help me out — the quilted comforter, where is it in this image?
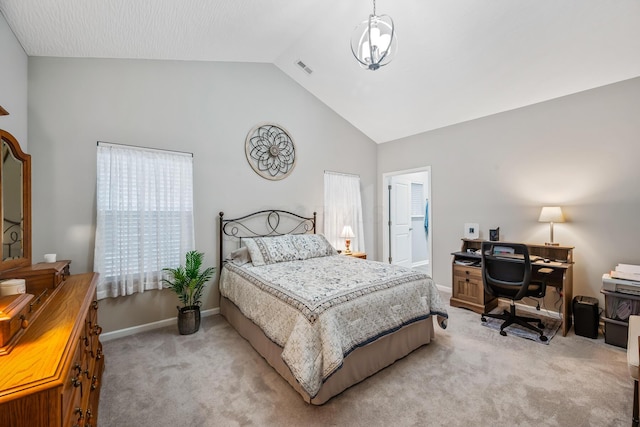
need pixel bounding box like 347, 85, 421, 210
219, 255, 448, 398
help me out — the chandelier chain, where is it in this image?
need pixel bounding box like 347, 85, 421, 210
373, 0, 376, 16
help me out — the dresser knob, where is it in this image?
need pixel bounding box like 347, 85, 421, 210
74, 406, 84, 418
19, 314, 28, 329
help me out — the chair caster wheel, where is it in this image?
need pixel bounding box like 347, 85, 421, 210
540, 335, 548, 342
481, 317, 487, 322
500, 330, 507, 337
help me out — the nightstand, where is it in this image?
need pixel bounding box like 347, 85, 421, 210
346, 252, 367, 259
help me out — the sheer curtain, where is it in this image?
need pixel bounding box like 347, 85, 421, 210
323, 171, 365, 253
94, 143, 194, 299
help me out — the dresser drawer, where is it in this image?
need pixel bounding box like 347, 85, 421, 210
453, 264, 481, 280
62, 334, 90, 427
0, 293, 34, 349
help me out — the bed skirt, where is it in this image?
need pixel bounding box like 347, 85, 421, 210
220, 296, 435, 405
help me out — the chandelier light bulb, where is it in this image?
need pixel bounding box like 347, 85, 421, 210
350, 2, 397, 71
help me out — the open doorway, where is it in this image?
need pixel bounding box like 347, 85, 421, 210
382, 167, 432, 276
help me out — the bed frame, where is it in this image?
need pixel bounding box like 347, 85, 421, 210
217, 209, 435, 404
218, 209, 316, 268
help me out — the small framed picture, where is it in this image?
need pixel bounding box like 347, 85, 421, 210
464, 223, 479, 239
489, 227, 500, 241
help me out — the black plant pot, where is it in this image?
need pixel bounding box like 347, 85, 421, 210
177, 305, 201, 335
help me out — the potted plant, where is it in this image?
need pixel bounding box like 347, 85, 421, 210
162, 250, 215, 335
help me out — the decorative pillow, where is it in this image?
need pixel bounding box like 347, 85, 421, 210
227, 247, 251, 266
242, 238, 267, 266
291, 234, 337, 260
243, 235, 299, 266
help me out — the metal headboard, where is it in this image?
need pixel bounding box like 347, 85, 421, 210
218, 210, 316, 269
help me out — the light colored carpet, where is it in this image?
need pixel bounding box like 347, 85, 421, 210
98, 294, 632, 426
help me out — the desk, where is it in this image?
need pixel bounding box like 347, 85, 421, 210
450, 239, 574, 336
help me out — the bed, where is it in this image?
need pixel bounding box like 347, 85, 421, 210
217, 210, 448, 405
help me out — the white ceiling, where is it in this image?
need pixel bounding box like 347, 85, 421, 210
1, 0, 639, 143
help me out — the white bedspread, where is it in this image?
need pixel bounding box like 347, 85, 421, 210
219, 255, 448, 398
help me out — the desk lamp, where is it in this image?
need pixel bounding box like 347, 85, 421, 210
341, 225, 355, 255
538, 206, 564, 246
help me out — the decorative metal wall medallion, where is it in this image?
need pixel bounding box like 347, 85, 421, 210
245, 123, 296, 180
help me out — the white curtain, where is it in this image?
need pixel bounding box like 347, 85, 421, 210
323, 171, 365, 253
94, 143, 195, 299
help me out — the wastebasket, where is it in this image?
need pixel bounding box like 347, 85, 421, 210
573, 295, 599, 339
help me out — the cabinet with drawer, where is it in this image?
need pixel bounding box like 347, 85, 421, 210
0, 293, 33, 352
450, 239, 498, 314
0, 272, 103, 427
0, 260, 71, 304
0, 261, 72, 355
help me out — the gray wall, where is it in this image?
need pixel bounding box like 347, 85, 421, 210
0, 13, 28, 146
27, 57, 377, 333
378, 76, 640, 310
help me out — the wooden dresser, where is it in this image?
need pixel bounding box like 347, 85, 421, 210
0, 272, 104, 427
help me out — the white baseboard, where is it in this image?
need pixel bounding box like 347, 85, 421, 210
101, 307, 220, 342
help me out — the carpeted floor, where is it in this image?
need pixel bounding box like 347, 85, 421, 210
98, 293, 632, 426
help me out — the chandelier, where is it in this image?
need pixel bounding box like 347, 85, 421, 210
350, 0, 398, 70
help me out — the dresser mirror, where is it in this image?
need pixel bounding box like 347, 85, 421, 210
0, 129, 31, 272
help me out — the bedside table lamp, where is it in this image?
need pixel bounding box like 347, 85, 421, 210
341, 225, 355, 255
538, 206, 564, 246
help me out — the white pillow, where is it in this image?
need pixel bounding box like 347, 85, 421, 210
243, 235, 299, 266
290, 234, 337, 259
227, 247, 251, 266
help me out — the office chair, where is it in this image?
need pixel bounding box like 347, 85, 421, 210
480, 242, 552, 341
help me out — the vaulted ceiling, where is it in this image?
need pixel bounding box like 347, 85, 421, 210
1, 0, 639, 143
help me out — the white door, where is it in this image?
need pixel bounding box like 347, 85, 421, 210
390, 176, 412, 268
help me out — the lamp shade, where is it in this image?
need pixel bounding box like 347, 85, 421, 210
0, 105, 8, 116
538, 207, 565, 223
340, 225, 355, 238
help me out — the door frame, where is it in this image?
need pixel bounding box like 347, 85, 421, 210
381, 166, 432, 272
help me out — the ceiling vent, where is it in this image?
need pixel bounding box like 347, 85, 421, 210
295, 60, 313, 75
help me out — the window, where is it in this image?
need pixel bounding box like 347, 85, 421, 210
323, 171, 365, 253
94, 143, 194, 299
